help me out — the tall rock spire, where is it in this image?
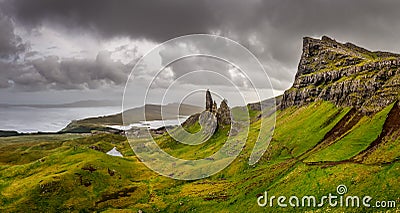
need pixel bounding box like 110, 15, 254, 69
205, 89, 213, 112
217, 99, 231, 125
204, 90, 231, 126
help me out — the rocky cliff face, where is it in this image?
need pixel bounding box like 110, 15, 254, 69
281, 36, 400, 113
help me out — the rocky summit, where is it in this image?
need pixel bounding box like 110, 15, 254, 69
281, 36, 400, 113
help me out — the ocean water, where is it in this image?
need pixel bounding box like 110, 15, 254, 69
107, 116, 188, 130
0, 106, 122, 133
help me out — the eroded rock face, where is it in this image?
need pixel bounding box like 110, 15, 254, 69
199, 111, 218, 135
206, 90, 213, 112
281, 36, 400, 113
217, 99, 231, 125
203, 90, 231, 126
212, 101, 218, 114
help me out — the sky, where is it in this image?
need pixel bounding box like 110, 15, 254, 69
1, 0, 400, 107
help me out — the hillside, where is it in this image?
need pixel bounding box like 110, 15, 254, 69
60, 103, 203, 133
0, 36, 399, 212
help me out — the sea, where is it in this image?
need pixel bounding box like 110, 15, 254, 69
0, 106, 188, 133
0, 106, 122, 133
107, 117, 188, 131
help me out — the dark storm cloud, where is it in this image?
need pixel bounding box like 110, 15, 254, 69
4, 0, 220, 42
5, 0, 400, 60
2, 0, 400, 93
252, 0, 400, 62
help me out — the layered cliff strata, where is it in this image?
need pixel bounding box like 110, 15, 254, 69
281, 36, 400, 113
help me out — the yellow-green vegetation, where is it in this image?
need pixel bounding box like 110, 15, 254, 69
306, 103, 393, 162
269, 101, 351, 160
156, 124, 230, 161
1, 101, 400, 212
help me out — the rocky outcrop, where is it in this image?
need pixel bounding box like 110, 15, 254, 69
199, 111, 218, 135
182, 90, 231, 132
217, 99, 231, 125
181, 112, 200, 128
281, 36, 400, 113
212, 101, 218, 114
204, 90, 231, 126
206, 90, 213, 112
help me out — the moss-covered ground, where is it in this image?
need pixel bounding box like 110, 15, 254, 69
0, 101, 399, 212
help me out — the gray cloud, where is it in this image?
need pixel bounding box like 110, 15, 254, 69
4, 0, 400, 62
0, 11, 28, 59
4, 0, 219, 42
1, 0, 400, 98
29, 51, 133, 90
155, 36, 290, 91
0, 51, 136, 91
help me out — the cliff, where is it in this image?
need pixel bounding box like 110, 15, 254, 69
281, 36, 400, 113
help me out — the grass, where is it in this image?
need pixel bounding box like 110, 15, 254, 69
306, 104, 393, 162
0, 101, 399, 212
269, 101, 351, 160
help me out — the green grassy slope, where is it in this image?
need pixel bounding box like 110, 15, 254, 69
1, 101, 399, 212
306, 104, 393, 162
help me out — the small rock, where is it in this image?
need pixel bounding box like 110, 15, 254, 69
108, 168, 115, 176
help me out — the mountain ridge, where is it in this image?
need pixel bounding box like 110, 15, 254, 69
281, 35, 400, 113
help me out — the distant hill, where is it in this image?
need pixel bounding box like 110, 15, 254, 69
60, 103, 203, 133
0, 130, 20, 137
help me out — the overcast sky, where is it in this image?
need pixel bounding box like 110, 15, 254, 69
1, 0, 400, 106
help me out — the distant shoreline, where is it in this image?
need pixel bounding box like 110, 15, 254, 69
0, 105, 123, 134
0, 129, 69, 137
